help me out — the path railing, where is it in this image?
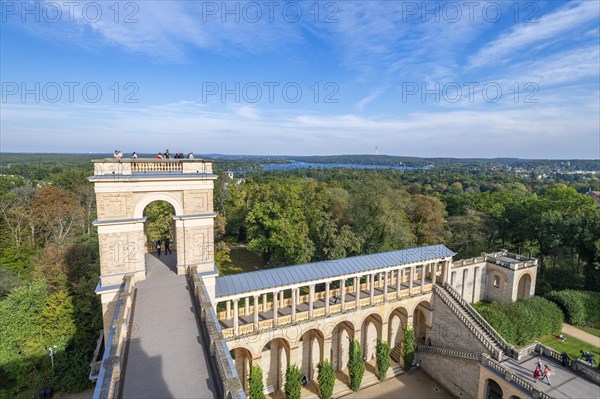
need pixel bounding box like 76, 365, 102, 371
416, 345, 482, 362
189, 267, 246, 399
93, 275, 135, 399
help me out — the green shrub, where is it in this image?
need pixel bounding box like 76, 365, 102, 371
401, 327, 415, 371
545, 290, 600, 326
317, 360, 334, 399
348, 339, 364, 391
285, 364, 302, 399
248, 365, 265, 399
376, 340, 391, 381
475, 297, 563, 346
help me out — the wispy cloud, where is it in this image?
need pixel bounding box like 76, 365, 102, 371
355, 87, 387, 110
468, 1, 600, 69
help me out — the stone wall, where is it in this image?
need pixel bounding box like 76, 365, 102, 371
430, 293, 491, 355
417, 352, 481, 399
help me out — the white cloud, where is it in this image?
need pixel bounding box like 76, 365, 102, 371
2, 100, 598, 159
468, 1, 600, 69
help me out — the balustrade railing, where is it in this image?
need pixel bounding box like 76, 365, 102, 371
93, 275, 135, 399
188, 268, 245, 399
416, 345, 482, 361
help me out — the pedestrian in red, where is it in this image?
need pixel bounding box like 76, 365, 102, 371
533, 366, 541, 383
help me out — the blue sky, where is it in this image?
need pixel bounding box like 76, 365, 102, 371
1, 0, 599, 158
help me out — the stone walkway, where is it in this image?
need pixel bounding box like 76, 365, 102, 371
500, 355, 600, 399
563, 324, 600, 347
121, 253, 217, 399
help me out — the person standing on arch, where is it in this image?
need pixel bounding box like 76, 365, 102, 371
156, 239, 161, 257
164, 237, 172, 254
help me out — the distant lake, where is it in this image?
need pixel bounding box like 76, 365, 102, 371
257, 161, 418, 172
227, 161, 420, 174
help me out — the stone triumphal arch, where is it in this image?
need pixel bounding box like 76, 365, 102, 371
89, 159, 218, 334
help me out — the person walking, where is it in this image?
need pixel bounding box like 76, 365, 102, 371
533, 366, 541, 383
164, 237, 172, 254
333, 291, 338, 304
427, 337, 432, 346
156, 240, 161, 257
540, 365, 552, 385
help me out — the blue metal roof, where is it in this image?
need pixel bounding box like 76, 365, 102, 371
215, 244, 455, 298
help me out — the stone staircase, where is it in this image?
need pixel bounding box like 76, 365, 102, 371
434, 284, 513, 360
300, 362, 405, 399
390, 343, 402, 363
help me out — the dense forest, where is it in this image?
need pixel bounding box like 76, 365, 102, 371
0, 154, 599, 397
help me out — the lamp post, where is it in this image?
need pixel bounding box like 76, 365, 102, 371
48, 346, 57, 369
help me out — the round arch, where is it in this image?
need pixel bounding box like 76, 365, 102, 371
331, 321, 354, 372
262, 338, 290, 393
133, 192, 184, 218
230, 347, 253, 394
300, 329, 325, 381
485, 379, 503, 399
413, 300, 432, 346
516, 272, 533, 300
361, 313, 383, 362
388, 307, 408, 353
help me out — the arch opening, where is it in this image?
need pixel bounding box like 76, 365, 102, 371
331, 321, 354, 372
300, 329, 324, 382
361, 314, 382, 363
485, 379, 503, 399
413, 301, 431, 346
516, 273, 532, 300
230, 347, 253, 394
262, 338, 290, 393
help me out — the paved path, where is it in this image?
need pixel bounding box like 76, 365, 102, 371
344, 369, 451, 399
121, 253, 217, 399
563, 324, 600, 347
501, 355, 600, 399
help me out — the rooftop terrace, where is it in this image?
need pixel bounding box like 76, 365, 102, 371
91, 158, 214, 177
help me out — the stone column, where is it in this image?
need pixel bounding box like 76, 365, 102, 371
262, 293, 267, 311
245, 297, 249, 315
292, 288, 297, 323
370, 273, 375, 303
309, 284, 315, 319
273, 291, 278, 326
340, 279, 346, 312
253, 295, 259, 331
396, 269, 402, 293
226, 300, 231, 319
280, 291, 285, 308
355, 276, 361, 308
384, 270, 389, 301
233, 298, 239, 336
409, 266, 414, 296
325, 281, 330, 316
421, 264, 426, 293
442, 260, 450, 285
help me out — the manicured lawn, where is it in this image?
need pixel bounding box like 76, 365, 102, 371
536, 334, 599, 362
219, 247, 267, 276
